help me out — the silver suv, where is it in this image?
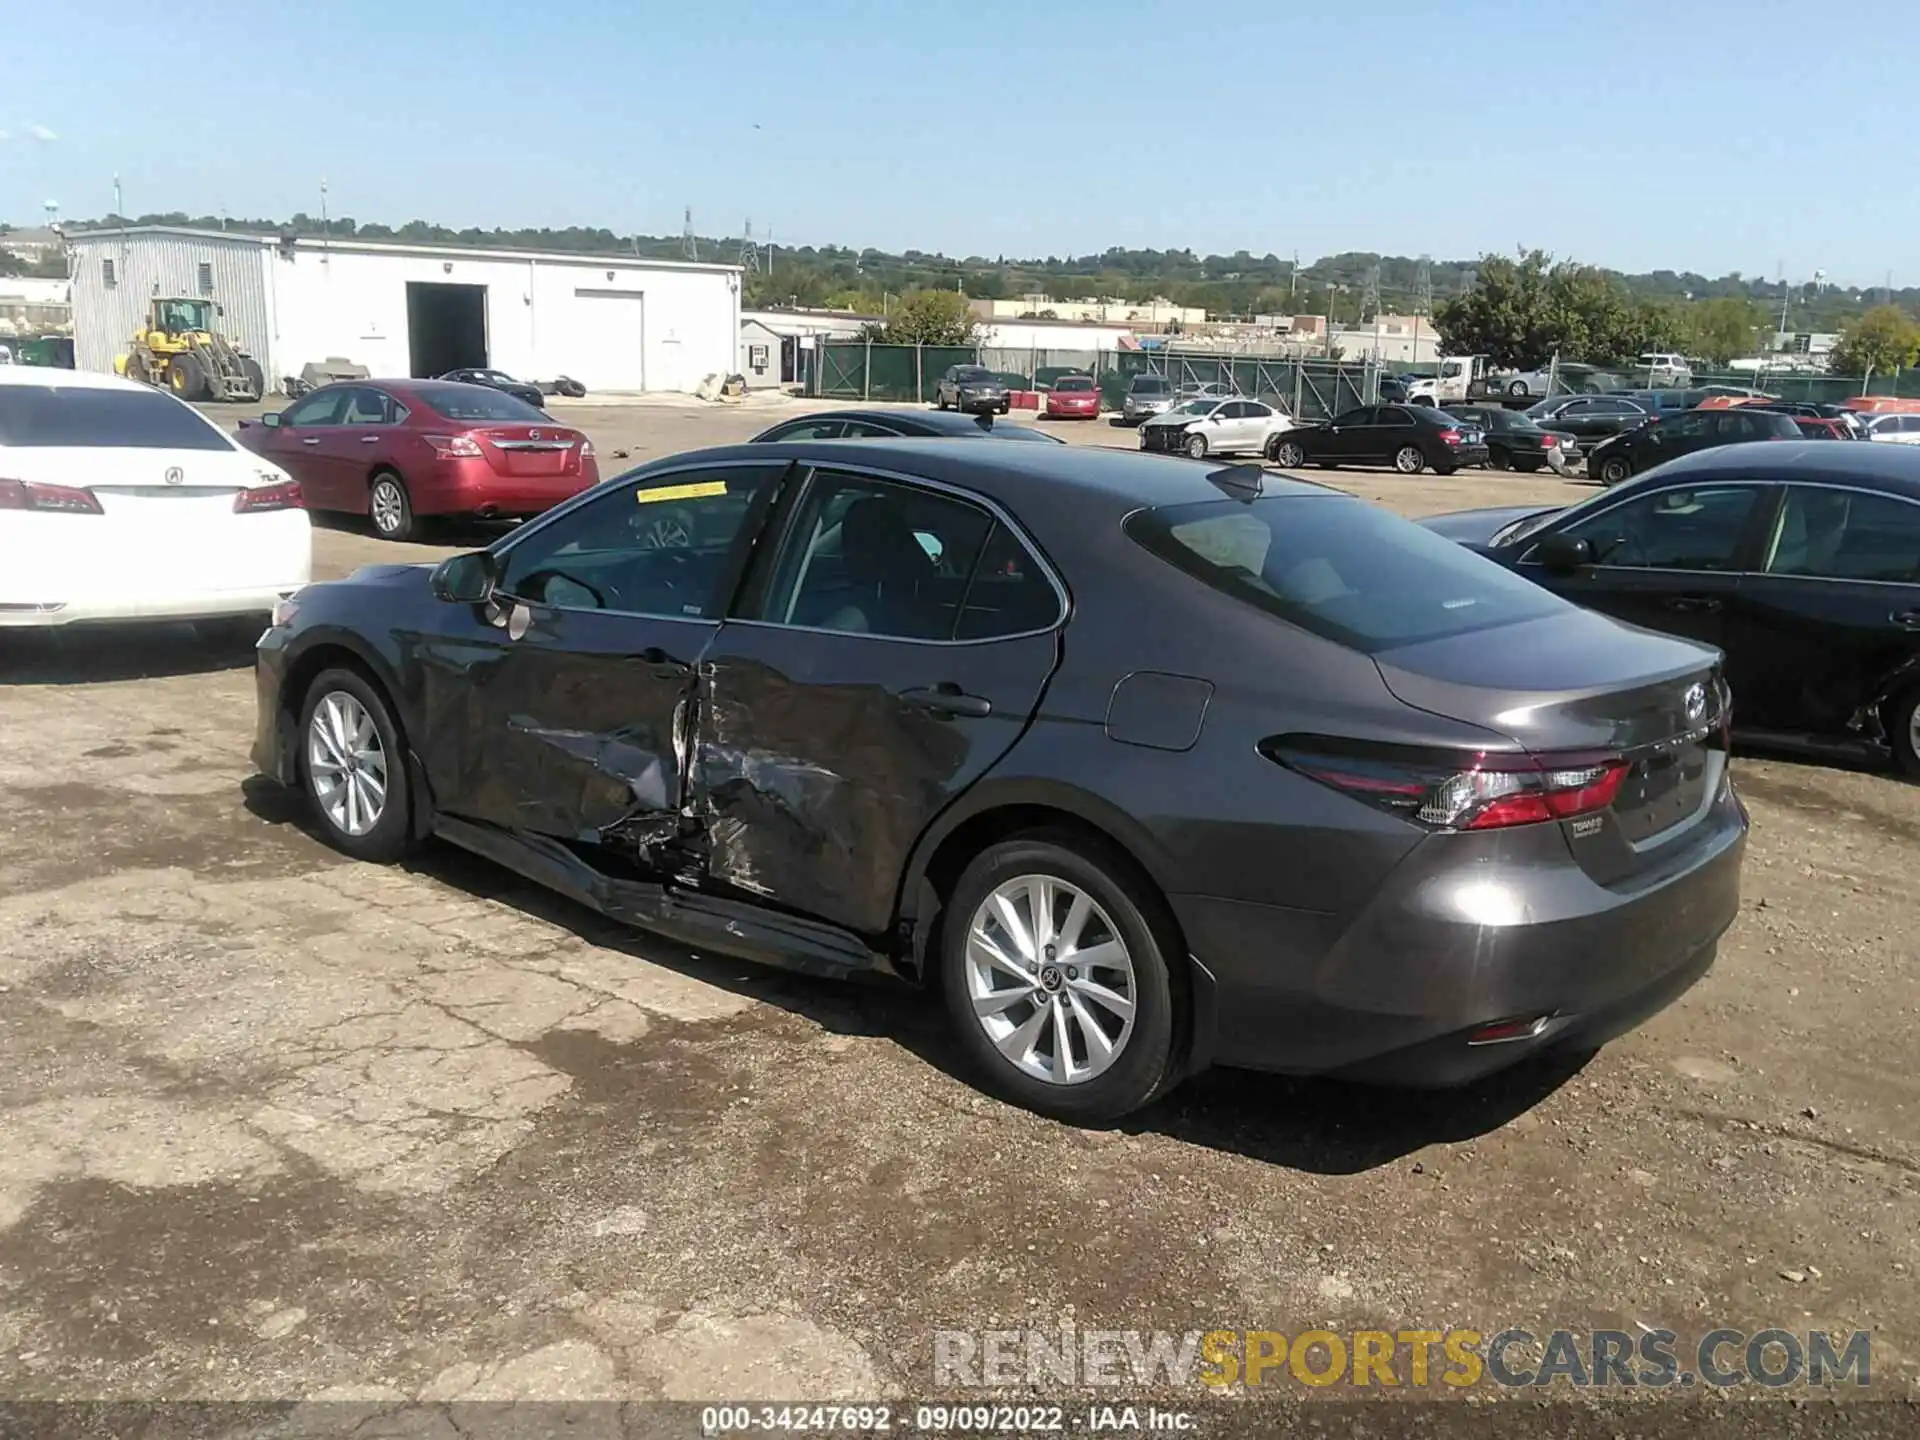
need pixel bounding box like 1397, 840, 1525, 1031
1123, 373, 1176, 424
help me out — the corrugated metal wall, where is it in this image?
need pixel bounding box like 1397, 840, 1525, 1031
66, 233, 272, 377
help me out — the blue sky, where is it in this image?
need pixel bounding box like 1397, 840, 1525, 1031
7, 0, 1917, 283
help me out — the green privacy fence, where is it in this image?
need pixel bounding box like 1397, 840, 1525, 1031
1687, 369, 1920, 403
808, 342, 1384, 420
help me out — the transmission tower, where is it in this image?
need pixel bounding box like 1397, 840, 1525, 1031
1414, 254, 1433, 315
682, 207, 698, 263
1359, 265, 1382, 321
739, 218, 760, 276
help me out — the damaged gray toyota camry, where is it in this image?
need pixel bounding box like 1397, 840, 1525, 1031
253, 440, 1748, 1123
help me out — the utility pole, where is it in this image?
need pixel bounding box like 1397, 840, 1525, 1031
682, 207, 698, 263
739, 218, 760, 276
112, 174, 123, 223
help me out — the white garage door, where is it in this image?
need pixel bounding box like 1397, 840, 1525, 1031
568, 290, 646, 391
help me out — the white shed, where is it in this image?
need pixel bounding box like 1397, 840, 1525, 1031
65, 227, 743, 396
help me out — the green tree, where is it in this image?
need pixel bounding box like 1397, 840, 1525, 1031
1431, 251, 1554, 367
1679, 297, 1763, 366
869, 289, 978, 345
1828, 306, 1920, 376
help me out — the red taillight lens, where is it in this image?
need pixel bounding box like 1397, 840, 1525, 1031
1438, 428, 1463, 445
234, 480, 304, 513
1264, 737, 1630, 832
426, 433, 484, 458
0, 478, 103, 514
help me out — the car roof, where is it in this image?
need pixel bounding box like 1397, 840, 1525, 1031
1630, 437, 1920, 495
0, 367, 149, 392
791, 408, 1039, 437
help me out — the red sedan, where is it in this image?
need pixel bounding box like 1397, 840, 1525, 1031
238, 379, 598, 541
1044, 374, 1102, 419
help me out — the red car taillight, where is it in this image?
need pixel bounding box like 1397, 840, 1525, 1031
234, 480, 304, 513
0, 478, 102, 514
1438, 428, 1464, 446
426, 434, 484, 458
1263, 736, 1630, 831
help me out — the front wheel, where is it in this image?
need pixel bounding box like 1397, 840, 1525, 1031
1597, 456, 1632, 486
1393, 444, 1426, 475
299, 668, 417, 863
368, 471, 416, 541
1888, 684, 1920, 779
940, 835, 1184, 1122
1185, 432, 1208, 460
1507, 379, 1529, 397
1272, 438, 1305, 468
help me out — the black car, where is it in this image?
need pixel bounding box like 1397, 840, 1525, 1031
1421, 441, 1920, 773
751, 408, 1062, 444
1523, 395, 1655, 457
1443, 405, 1577, 473
934, 365, 1010, 415
437, 368, 548, 411
1586, 406, 1801, 486
254, 440, 1744, 1121
1270, 404, 1490, 475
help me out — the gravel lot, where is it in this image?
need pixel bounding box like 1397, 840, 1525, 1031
2, 395, 1917, 1420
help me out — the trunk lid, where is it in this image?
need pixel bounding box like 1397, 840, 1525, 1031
1374, 608, 1729, 881
474, 425, 584, 478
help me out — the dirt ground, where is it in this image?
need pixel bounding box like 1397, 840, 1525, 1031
2, 395, 1917, 1425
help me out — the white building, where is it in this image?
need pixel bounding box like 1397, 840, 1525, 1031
65, 227, 743, 395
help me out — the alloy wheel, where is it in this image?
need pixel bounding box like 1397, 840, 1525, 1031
370, 479, 406, 536
963, 874, 1137, 1086
1909, 704, 1920, 761
307, 690, 389, 838
1395, 445, 1424, 474
1275, 440, 1304, 468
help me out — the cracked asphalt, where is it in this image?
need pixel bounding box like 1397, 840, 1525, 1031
1, 397, 1917, 1420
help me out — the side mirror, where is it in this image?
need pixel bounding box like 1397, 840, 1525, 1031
1535, 533, 1592, 574
431, 550, 498, 604
259, 411, 282, 429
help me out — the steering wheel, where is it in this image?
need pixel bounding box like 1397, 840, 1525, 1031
632, 506, 694, 551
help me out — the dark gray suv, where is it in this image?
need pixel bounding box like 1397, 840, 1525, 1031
935, 365, 1010, 415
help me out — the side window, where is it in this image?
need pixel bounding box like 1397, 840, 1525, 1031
499, 464, 784, 617
1561, 400, 1594, 416
1767, 488, 1920, 583
1554, 486, 1761, 571
343, 388, 402, 425
757, 471, 995, 640
283, 390, 347, 427
956, 523, 1062, 640
1220, 401, 1251, 420
1665, 412, 1713, 440
1377, 407, 1414, 428
768, 419, 847, 441
1332, 407, 1375, 427
1245, 402, 1274, 419
839, 420, 901, 437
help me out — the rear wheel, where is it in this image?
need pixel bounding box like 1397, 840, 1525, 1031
1887, 684, 1920, 779
1272, 437, 1305, 468
298, 668, 417, 863
1598, 455, 1633, 486
1487, 447, 1511, 471
1515, 456, 1543, 473
940, 835, 1184, 1122
168, 354, 206, 402
1185, 433, 1208, 460
1393, 444, 1425, 475
368, 470, 416, 541
1507, 379, 1529, 397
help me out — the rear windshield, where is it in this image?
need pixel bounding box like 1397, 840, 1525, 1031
0, 384, 233, 450
411, 381, 547, 422
1126, 495, 1564, 653
1130, 376, 1171, 393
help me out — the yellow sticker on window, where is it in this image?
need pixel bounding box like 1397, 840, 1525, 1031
638, 480, 729, 504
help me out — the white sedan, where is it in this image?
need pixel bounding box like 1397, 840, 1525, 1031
0, 368, 310, 628
1138, 397, 1296, 460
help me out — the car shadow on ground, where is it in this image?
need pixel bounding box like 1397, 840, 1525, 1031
0, 623, 260, 685
240, 780, 1588, 1175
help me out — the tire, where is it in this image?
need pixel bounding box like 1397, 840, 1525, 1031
1515, 457, 1543, 473
240, 357, 266, 400
1488, 447, 1511, 471
1887, 684, 1920, 779
1507, 379, 1529, 398
298, 668, 417, 863
168, 353, 206, 402
368, 470, 416, 541
1597, 456, 1632, 486
1273, 438, 1305, 468
1185, 432, 1208, 460
939, 834, 1185, 1122
1393, 445, 1425, 475
998, 401, 1010, 415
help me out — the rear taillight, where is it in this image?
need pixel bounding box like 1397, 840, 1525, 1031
1438, 428, 1463, 446
426, 434, 484, 458
579, 438, 594, 459
234, 480, 304, 513
1264, 737, 1630, 831
0, 478, 102, 514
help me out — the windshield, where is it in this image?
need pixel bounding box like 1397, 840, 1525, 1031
0, 384, 234, 450
955, 368, 993, 382
411, 381, 547, 423
1127, 495, 1564, 653
156, 299, 214, 332
1169, 399, 1218, 417
1130, 376, 1171, 393
1054, 376, 1094, 391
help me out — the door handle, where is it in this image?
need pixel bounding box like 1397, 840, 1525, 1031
1891, 610, 1920, 630
301, 437, 320, 446
1665, 595, 1723, 613
360, 434, 380, 444
899, 683, 992, 718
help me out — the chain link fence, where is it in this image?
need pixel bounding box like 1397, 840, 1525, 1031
807, 342, 1383, 419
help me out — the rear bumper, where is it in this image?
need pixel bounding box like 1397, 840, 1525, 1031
0, 586, 303, 628
410, 458, 599, 518
1171, 784, 1748, 1084
1442, 443, 1490, 467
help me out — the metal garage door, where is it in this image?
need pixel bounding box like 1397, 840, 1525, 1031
570, 289, 646, 392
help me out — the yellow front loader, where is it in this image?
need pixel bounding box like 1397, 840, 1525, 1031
115, 296, 265, 402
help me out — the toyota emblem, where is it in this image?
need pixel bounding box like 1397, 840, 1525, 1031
529, 429, 542, 440
164, 466, 184, 486
1683, 683, 1707, 724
